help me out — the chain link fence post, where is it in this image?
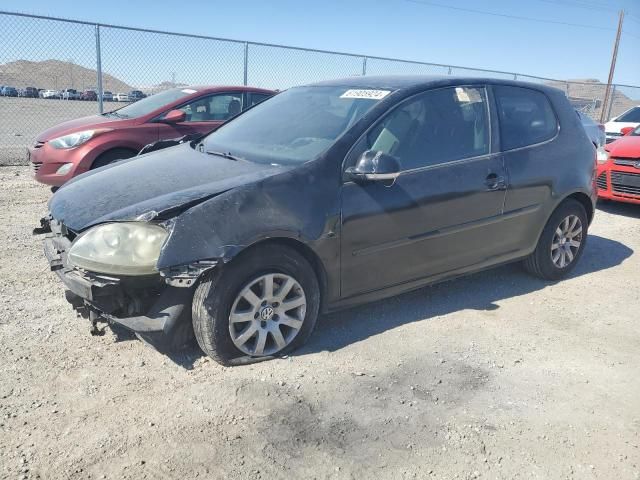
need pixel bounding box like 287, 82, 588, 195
243, 42, 249, 86
362, 56, 367, 76
95, 24, 103, 114
605, 84, 616, 121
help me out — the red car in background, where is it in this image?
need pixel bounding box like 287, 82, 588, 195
596, 125, 640, 205
29, 86, 275, 188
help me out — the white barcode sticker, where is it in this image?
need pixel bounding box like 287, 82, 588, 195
340, 89, 391, 100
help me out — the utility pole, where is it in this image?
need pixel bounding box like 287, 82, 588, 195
600, 10, 624, 123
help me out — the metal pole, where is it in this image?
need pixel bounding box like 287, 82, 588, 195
606, 84, 617, 121
600, 10, 624, 123
362, 57, 367, 76
95, 24, 104, 114
243, 42, 249, 86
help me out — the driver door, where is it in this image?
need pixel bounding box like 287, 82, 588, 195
340, 86, 508, 298
157, 92, 244, 139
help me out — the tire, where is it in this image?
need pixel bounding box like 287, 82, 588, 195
523, 198, 588, 280
192, 244, 320, 366
91, 148, 137, 170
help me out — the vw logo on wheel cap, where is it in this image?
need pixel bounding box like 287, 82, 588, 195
260, 306, 274, 321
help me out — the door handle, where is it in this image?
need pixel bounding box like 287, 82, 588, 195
485, 173, 506, 191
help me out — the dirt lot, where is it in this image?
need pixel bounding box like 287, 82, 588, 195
0, 165, 639, 480
0, 98, 125, 166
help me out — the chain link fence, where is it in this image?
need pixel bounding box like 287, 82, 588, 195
1, 10, 639, 165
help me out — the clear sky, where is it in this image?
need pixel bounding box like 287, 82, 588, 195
2, 0, 640, 87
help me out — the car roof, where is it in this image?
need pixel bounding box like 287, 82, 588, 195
187, 85, 276, 94
307, 75, 562, 95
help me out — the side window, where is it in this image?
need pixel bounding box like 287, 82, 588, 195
617, 107, 640, 123
359, 87, 490, 171
248, 93, 273, 107
179, 93, 243, 122
494, 86, 558, 150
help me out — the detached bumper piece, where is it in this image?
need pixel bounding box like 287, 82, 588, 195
43, 234, 194, 352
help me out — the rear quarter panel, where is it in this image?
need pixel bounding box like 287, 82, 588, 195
499, 87, 595, 256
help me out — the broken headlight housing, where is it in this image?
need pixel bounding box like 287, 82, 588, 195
68, 223, 168, 276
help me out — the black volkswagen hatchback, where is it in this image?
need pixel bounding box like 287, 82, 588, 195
40, 76, 596, 365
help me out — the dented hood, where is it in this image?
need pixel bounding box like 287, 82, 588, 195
49, 143, 288, 232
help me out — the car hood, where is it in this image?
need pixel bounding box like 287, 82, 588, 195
605, 135, 640, 156
35, 114, 132, 142
49, 143, 290, 232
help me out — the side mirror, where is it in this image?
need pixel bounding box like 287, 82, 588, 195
345, 150, 401, 183
621, 126, 634, 136
161, 109, 186, 124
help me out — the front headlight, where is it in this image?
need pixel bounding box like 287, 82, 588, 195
596, 146, 609, 164
68, 223, 168, 276
49, 129, 108, 149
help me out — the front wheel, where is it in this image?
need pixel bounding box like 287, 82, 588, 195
192, 245, 320, 365
523, 199, 588, 280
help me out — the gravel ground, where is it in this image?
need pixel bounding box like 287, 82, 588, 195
1, 165, 639, 480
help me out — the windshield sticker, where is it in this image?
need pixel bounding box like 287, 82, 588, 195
181, 89, 197, 94
340, 89, 391, 100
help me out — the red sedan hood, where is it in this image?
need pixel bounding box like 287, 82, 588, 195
35, 114, 134, 142
605, 135, 640, 157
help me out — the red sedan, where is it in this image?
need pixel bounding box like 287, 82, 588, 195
596, 125, 640, 205
29, 86, 274, 187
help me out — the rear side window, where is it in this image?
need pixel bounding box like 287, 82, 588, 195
494, 86, 558, 150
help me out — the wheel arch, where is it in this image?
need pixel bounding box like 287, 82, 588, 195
565, 191, 595, 225
90, 146, 139, 170
230, 237, 329, 312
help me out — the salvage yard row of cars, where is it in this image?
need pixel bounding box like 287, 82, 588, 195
0, 85, 146, 101
27, 75, 639, 366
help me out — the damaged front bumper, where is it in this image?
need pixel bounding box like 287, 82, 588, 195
41, 218, 213, 350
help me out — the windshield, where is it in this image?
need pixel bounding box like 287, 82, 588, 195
112, 88, 196, 118
616, 107, 640, 123
202, 86, 390, 165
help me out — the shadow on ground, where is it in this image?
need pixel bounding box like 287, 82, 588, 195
110, 234, 632, 368
597, 200, 640, 218
300, 234, 632, 356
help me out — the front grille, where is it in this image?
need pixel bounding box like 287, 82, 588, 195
596, 172, 607, 190
611, 171, 640, 196
613, 157, 640, 168
32, 162, 42, 174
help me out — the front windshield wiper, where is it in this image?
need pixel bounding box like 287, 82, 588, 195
205, 150, 242, 161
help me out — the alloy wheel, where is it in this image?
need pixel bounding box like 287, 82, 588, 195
228, 273, 307, 356
550, 214, 583, 268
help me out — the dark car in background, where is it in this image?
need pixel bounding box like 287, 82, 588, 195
19, 86, 39, 98
38, 76, 596, 365
1, 86, 18, 96
129, 90, 146, 101
29, 85, 275, 187
80, 90, 97, 101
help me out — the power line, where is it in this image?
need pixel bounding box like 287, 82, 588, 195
534, 0, 616, 13
403, 0, 617, 31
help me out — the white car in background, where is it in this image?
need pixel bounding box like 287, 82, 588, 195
113, 93, 130, 102
102, 91, 114, 101
61, 89, 80, 100
604, 105, 640, 143
41, 89, 60, 99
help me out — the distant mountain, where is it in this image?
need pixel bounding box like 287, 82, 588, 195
0, 59, 132, 92
546, 78, 638, 120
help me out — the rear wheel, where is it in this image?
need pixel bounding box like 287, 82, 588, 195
192, 245, 320, 366
91, 148, 137, 170
523, 199, 588, 280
